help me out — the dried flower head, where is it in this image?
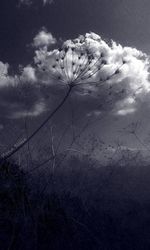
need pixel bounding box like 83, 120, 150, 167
35, 33, 126, 91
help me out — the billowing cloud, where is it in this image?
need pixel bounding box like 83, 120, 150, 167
0, 31, 150, 122
32, 32, 150, 116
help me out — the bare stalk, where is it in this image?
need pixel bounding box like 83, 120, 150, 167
1, 85, 72, 161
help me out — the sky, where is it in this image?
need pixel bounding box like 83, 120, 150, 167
0, 0, 150, 160
1, 0, 150, 65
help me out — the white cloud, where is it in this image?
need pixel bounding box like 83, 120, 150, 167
115, 97, 136, 116
117, 108, 136, 116
20, 65, 37, 83
33, 29, 56, 48
0, 62, 17, 87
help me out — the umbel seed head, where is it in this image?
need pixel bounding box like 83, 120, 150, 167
47, 37, 126, 87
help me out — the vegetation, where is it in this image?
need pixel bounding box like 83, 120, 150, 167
1, 152, 150, 250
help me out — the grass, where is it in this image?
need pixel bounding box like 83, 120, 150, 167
1, 155, 150, 249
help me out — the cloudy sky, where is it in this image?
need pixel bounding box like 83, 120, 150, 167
0, 0, 150, 160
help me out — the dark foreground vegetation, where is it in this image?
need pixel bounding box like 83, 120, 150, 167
1, 154, 150, 250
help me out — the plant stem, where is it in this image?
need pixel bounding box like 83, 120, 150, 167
2, 85, 72, 161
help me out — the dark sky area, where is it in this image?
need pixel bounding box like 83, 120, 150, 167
0, 0, 150, 66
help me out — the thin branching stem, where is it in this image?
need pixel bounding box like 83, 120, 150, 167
1, 85, 73, 161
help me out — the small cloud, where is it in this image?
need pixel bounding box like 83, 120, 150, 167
115, 97, 136, 115
20, 65, 37, 83
87, 110, 102, 117
18, 0, 54, 7
43, 0, 54, 5
117, 108, 136, 116
33, 28, 56, 48
18, 0, 33, 6
0, 62, 16, 87
12, 100, 46, 118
